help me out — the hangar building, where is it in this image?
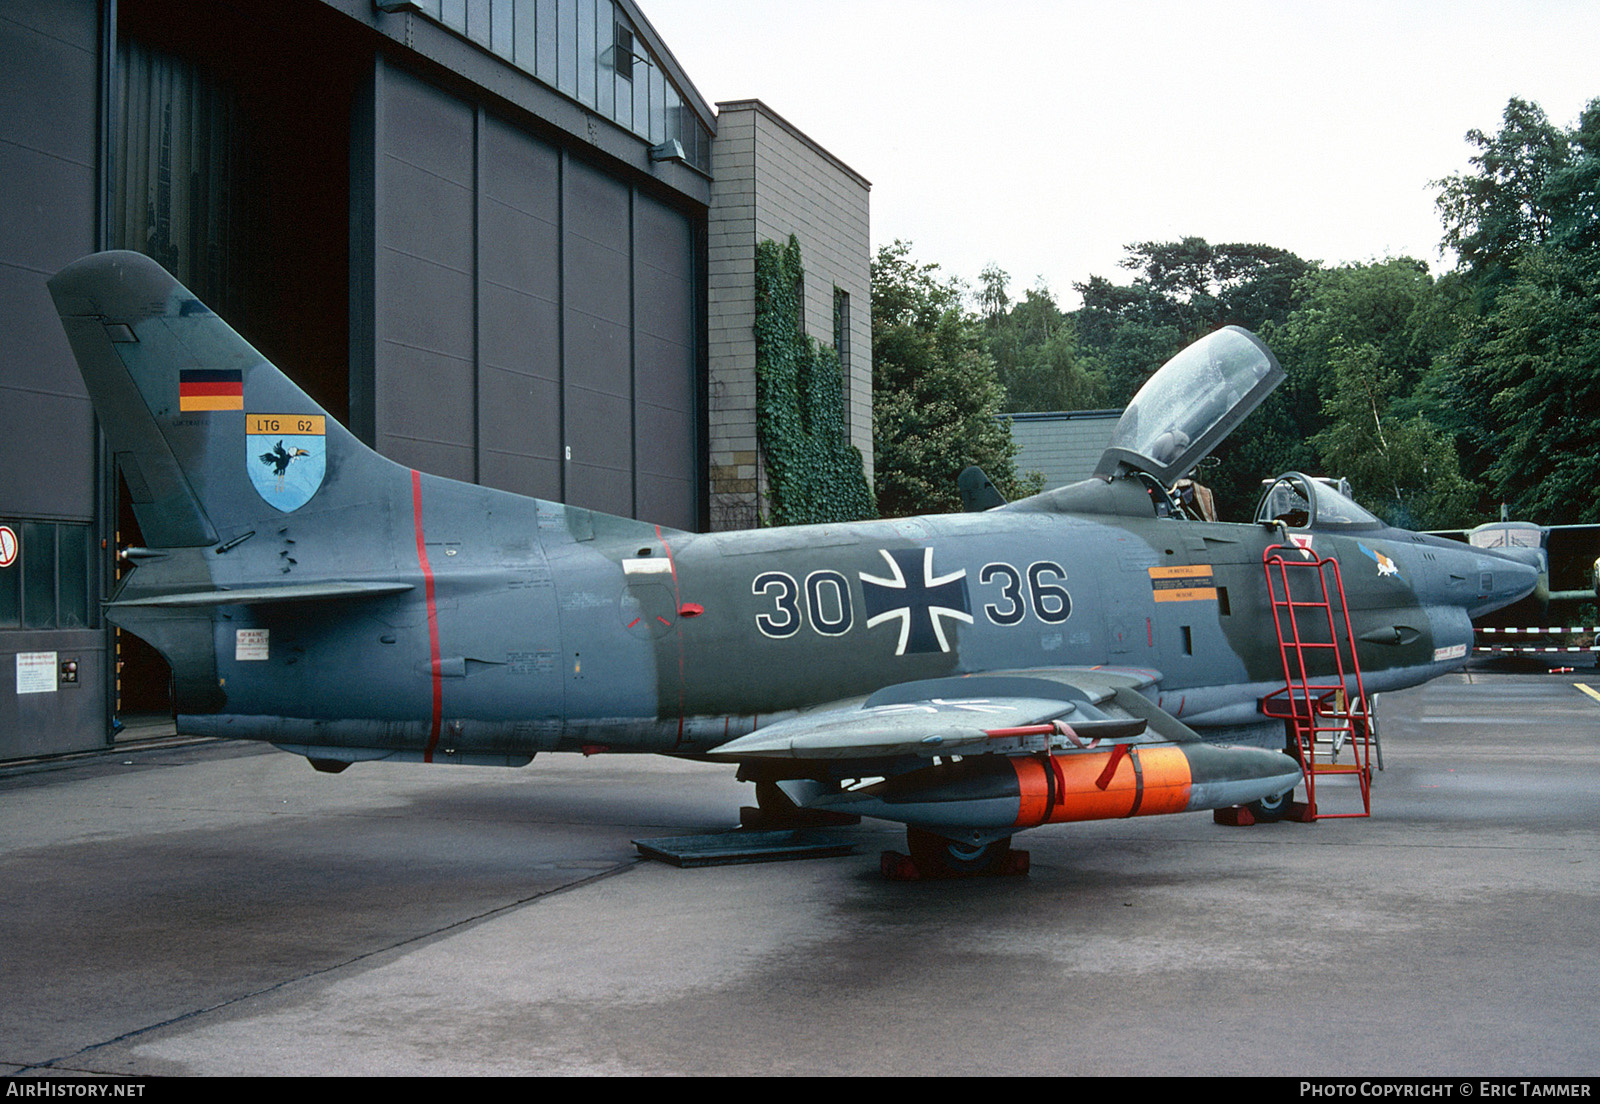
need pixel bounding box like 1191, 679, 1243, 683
0, 0, 872, 758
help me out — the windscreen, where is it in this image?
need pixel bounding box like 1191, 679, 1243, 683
1255, 473, 1383, 530
1469, 525, 1542, 550
1094, 326, 1284, 484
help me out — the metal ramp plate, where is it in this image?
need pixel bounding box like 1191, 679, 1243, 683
633, 829, 859, 867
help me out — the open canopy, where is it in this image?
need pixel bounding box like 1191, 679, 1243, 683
1093, 326, 1284, 485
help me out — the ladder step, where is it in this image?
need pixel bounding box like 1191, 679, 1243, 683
1263, 545, 1374, 820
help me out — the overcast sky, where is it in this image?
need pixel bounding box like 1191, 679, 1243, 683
642, 0, 1600, 307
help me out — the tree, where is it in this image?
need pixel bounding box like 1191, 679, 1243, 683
982, 280, 1108, 413
1435, 97, 1573, 302
1117, 238, 1315, 335
1272, 257, 1452, 434
1209, 257, 1477, 528
1444, 248, 1600, 521
872, 241, 1027, 517
1310, 342, 1477, 528
1543, 98, 1600, 253
1433, 96, 1600, 521
976, 262, 1011, 322
994, 321, 1107, 413
1073, 238, 1314, 405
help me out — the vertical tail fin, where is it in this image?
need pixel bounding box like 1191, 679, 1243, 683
48, 250, 405, 549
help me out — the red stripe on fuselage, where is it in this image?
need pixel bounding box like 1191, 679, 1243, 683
656, 524, 687, 746
412, 470, 443, 761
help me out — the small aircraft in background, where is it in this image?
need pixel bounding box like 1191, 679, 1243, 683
1429, 516, 1600, 664
49, 252, 1538, 875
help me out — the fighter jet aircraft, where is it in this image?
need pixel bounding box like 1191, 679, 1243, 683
47, 252, 1538, 875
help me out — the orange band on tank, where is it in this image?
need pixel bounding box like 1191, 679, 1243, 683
1011, 746, 1193, 826
1013, 757, 1052, 826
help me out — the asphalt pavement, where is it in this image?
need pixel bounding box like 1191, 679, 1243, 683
2, 670, 1598, 1076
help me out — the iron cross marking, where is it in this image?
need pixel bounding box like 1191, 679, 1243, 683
859, 547, 973, 655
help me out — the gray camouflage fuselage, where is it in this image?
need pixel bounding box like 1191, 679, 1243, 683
131, 470, 1524, 763
49, 251, 1538, 842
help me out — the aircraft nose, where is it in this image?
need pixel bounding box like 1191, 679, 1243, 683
1467, 547, 1541, 618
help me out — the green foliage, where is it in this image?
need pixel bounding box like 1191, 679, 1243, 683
1073, 238, 1314, 405
872, 241, 1027, 517
979, 270, 1108, 413
1443, 248, 1600, 522
1310, 342, 1477, 528
926, 94, 1600, 529
1544, 100, 1600, 253
1258, 258, 1477, 527
1435, 98, 1573, 302
1271, 258, 1442, 402
1433, 96, 1600, 522
753, 236, 875, 527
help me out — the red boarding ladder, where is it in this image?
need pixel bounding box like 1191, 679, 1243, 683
1259, 543, 1373, 819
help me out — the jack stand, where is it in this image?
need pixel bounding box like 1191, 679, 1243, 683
878, 848, 1031, 880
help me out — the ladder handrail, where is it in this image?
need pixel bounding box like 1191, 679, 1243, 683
1260, 544, 1373, 818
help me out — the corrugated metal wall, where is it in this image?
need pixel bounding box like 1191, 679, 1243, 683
356, 59, 699, 531
0, 0, 109, 757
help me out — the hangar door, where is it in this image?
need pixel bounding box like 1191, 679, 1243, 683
354, 60, 700, 531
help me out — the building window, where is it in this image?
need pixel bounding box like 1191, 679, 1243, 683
0, 521, 95, 631
613, 22, 634, 82
833, 287, 851, 377
412, 0, 711, 171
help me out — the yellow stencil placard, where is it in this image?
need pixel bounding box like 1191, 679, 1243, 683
247, 414, 326, 436
1148, 564, 1217, 603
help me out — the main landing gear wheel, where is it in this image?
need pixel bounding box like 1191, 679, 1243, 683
1247, 790, 1294, 823
904, 828, 1019, 877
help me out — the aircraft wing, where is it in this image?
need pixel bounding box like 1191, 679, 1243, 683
706, 669, 1302, 835
707, 669, 1186, 762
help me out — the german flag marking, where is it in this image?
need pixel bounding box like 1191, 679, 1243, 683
178, 368, 243, 412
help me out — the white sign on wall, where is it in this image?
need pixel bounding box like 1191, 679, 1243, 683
16, 652, 57, 694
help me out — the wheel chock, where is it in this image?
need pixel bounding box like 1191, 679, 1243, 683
1215, 800, 1318, 826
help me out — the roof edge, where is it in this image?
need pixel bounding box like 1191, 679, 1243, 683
716, 98, 870, 189
620, 0, 717, 132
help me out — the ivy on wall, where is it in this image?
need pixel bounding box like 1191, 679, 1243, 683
754, 236, 876, 526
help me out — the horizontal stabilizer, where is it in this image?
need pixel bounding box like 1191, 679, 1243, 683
109, 581, 413, 608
